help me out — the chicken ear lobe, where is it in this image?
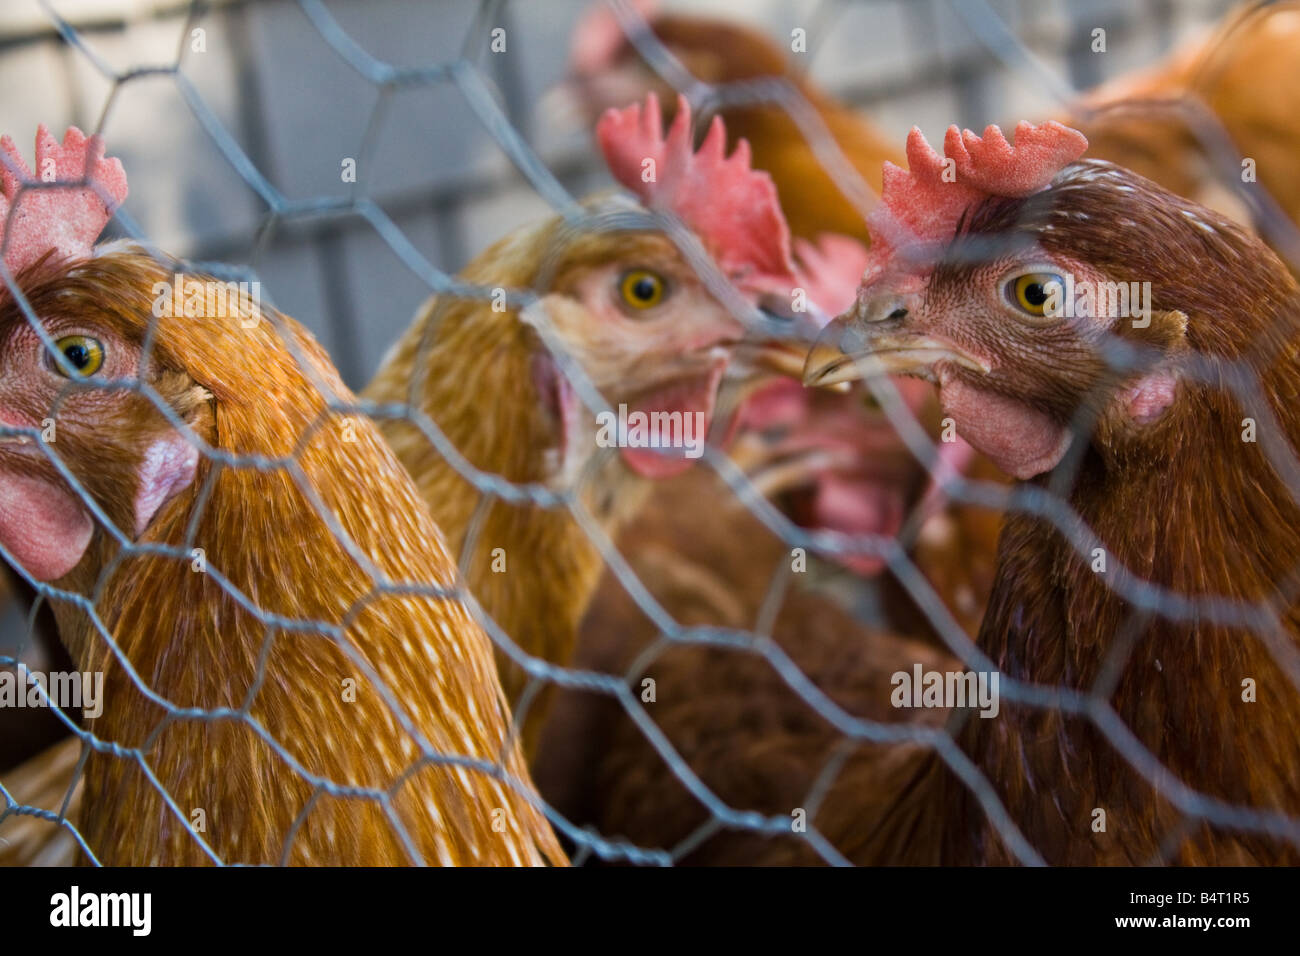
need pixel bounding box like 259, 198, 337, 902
1113, 309, 1188, 425
0, 424, 201, 583
132, 430, 199, 538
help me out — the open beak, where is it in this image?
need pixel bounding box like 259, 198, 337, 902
802, 314, 990, 388
732, 340, 855, 395
739, 340, 810, 379
732, 301, 854, 390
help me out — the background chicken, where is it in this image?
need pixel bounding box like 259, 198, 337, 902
808, 118, 1300, 864
0, 128, 563, 866
568, 0, 899, 244
565, 0, 1006, 646
533, 462, 958, 864
1069, 0, 1300, 268
363, 93, 808, 756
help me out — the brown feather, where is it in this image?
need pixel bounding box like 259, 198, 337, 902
1, 250, 564, 866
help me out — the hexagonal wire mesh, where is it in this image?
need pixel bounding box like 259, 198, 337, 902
1, 0, 1299, 865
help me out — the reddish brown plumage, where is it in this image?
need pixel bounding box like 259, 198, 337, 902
824, 147, 1300, 863
533, 465, 955, 864
0, 250, 564, 866
949, 167, 1300, 863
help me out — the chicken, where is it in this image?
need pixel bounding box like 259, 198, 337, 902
567, 2, 1002, 643
526, 218, 969, 864
805, 119, 1300, 864
1069, 0, 1300, 263
362, 94, 808, 755
0, 127, 564, 866
568, 0, 900, 244
532, 463, 957, 864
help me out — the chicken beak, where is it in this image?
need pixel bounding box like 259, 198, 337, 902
731, 302, 855, 389
741, 340, 811, 379
802, 312, 990, 388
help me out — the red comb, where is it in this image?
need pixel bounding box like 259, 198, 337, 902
793, 234, 872, 319
597, 93, 796, 294
0, 125, 128, 276
860, 121, 1087, 294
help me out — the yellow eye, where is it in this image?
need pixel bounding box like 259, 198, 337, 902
51, 335, 105, 378
1008, 272, 1064, 317
619, 269, 666, 310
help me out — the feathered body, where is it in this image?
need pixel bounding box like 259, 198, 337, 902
363, 225, 673, 751
814, 124, 1300, 863
535, 465, 955, 864
942, 168, 1300, 863
7, 251, 564, 866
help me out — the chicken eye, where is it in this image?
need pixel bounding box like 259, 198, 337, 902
50, 335, 105, 378
1006, 272, 1064, 317
619, 269, 667, 310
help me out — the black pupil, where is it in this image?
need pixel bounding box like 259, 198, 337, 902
1023, 281, 1048, 306
64, 343, 91, 369
632, 277, 657, 301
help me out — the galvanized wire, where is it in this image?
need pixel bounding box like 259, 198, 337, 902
1, 0, 1297, 867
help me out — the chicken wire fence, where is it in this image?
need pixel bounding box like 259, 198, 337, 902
0, 0, 1297, 866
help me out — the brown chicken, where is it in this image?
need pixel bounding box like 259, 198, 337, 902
518, 6, 999, 861
363, 94, 808, 754
1070, 0, 1300, 266
567, 2, 1002, 644
533, 463, 958, 864
806, 119, 1300, 864
0, 127, 563, 866
569, 1, 899, 245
